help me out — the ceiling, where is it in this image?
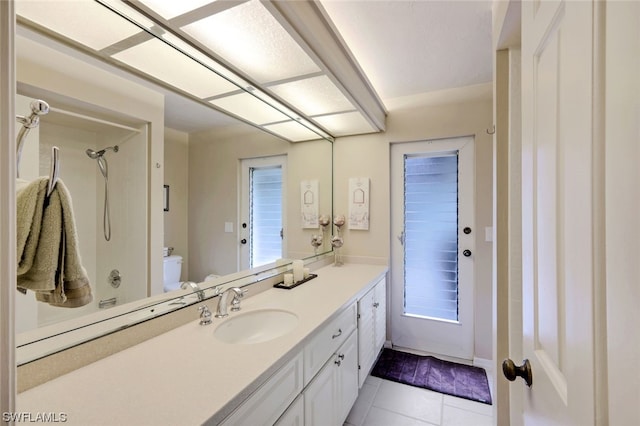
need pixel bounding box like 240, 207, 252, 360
17, 0, 494, 136
166, 0, 493, 133
319, 0, 493, 100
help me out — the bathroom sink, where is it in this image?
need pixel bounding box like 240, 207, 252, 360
214, 309, 298, 344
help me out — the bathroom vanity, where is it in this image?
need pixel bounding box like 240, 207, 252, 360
16, 263, 387, 425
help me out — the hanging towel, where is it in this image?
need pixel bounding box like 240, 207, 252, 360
17, 177, 92, 307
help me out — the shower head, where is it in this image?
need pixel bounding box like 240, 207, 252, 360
29, 99, 50, 116
85, 145, 119, 159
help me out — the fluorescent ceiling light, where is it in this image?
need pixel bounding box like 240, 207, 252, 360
181, 0, 320, 83
313, 111, 377, 137
17, 0, 386, 142
263, 121, 325, 142
209, 92, 292, 125
113, 38, 238, 99
16, 0, 141, 51
138, 0, 217, 20
269, 75, 354, 116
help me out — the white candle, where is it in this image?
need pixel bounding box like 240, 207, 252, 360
292, 260, 304, 282
283, 273, 294, 286
303, 267, 310, 279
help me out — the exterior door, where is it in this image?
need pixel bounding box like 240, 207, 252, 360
390, 137, 475, 359
240, 156, 286, 270
519, 0, 596, 423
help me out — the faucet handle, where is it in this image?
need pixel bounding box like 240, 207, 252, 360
230, 288, 248, 312
198, 305, 212, 325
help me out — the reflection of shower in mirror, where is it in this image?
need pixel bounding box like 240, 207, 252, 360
86, 145, 119, 241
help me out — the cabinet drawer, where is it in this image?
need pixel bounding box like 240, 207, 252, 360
303, 303, 357, 385
220, 352, 303, 426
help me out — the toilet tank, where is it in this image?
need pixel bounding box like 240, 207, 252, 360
163, 255, 182, 287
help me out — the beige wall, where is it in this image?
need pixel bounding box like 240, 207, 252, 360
188, 125, 332, 282
164, 128, 189, 282
334, 83, 494, 360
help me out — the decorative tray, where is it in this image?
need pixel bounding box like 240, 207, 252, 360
273, 273, 318, 290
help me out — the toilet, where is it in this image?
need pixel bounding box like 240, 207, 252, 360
204, 273, 221, 282
163, 255, 183, 292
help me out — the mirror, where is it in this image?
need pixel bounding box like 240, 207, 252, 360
15, 1, 333, 364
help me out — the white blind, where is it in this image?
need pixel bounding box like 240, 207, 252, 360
403, 153, 459, 321
250, 166, 283, 268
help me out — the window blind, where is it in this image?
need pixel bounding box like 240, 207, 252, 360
403, 153, 459, 321
250, 166, 283, 268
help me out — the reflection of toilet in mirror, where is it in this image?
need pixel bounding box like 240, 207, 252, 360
204, 273, 221, 282
162, 255, 183, 292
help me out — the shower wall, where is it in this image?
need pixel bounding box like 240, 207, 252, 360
32, 120, 148, 328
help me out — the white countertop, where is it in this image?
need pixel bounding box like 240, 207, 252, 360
17, 263, 387, 426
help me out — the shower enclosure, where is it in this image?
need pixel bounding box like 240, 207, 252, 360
14, 93, 149, 331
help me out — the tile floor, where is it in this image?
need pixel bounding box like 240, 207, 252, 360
344, 375, 493, 426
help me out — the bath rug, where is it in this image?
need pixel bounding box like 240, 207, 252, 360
371, 348, 492, 405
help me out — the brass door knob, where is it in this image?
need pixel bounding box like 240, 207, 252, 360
502, 358, 533, 387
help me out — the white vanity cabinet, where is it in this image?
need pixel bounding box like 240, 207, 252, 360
303, 330, 359, 426
357, 276, 387, 387
275, 395, 304, 426
219, 352, 303, 426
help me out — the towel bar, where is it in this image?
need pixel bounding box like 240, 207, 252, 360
98, 297, 117, 309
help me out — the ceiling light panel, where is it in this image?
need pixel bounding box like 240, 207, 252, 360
113, 38, 238, 99
313, 112, 377, 137
16, 1, 142, 51
263, 121, 325, 143
138, 0, 217, 20
269, 75, 355, 116
209, 92, 291, 125
180, 0, 320, 84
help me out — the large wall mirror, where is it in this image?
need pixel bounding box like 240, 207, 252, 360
15, 1, 339, 365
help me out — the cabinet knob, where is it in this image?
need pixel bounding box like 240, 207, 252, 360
373, 302, 379, 308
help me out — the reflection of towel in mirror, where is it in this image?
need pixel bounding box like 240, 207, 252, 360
17, 177, 92, 307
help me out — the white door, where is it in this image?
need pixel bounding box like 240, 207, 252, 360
390, 137, 475, 359
239, 156, 286, 270
518, 1, 596, 423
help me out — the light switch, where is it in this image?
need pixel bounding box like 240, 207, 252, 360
485, 226, 493, 242
224, 222, 234, 233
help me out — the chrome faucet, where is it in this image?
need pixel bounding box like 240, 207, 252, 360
198, 305, 212, 326
181, 281, 205, 301
215, 287, 246, 318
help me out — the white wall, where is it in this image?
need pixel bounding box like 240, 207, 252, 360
334, 83, 494, 360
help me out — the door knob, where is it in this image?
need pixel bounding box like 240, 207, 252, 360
502, 358, 533, 387
463, 249, 472, 257
240, 239, 247, 244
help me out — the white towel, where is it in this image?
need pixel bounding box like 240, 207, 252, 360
17, 177, 92, 308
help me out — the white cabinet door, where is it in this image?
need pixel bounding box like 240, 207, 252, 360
220, 353, 303, 426
304, 354, 336, 426
305, 331, 359, 426
358, 277, 387, 387
336, 331, 359, 425
274, 395, 304, 426
373, 277, 387, 351
357, 287, 376, 388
